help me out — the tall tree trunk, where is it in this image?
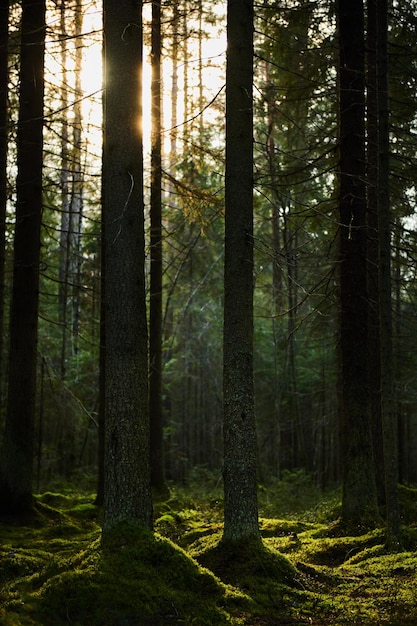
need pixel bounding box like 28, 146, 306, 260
58, 0, 70, 381
337, 0, 379, 526
0, 1, 8, 395
69, 0, 83, 356
149, 0, 166, 495
102, 0, 153, 532
222, 0, 260, 544
96, 258, 105, 505
168, 0, 179, 202
376, 0, 401, 548
265, 65, 282, 477
96, 4, 106, 508
0, 0, 46, 514
366, 0, 385, 508
182, 2, 189, 154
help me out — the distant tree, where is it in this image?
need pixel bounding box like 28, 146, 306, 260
0, 0, 46, 514
222, 0, 260, 544
337, 0, 379, 525
57, 0, 71, 382
102, 0, 153, 531
253, 1, 339, 485
58, 0, 84, 378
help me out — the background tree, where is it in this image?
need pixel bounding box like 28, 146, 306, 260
253, 0, 339, 485
388, 0, 417, 488
102, 0, 153, 532
222, 0, 260, 544
0, 0, 46, 514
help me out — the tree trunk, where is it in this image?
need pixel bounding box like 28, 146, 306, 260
366, 0, 386, 509
69, 0, 83, 357
376, 0, 401, 548
149, 0, 166, 495
102, 0, 153, 532
0, 0, 46, 515
222, 0, 260, 544
0, 1, 8, 394
337, 0, 379, 526
58, 0, 70, 381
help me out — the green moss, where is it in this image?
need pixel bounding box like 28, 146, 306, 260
190, 533, 299, 623
36, 524, 235, 626
398, 484, 417, 524
2, 485, 417, 625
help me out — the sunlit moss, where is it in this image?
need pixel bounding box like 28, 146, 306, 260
2, 485, 417, 625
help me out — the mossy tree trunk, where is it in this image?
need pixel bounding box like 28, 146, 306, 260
222, 0, 261, 544
337, 0, 379, 526
102, 0, 153, 532
0, 0, 45, 515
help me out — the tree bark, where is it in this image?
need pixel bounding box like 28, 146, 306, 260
0, 1, 8, 394
0, 0, 46, 514
149, 0, 166, 495
366, 0, 386, 509
57, 0, 71, 382
337, 0, 379, 526
102, 0, 153, 532
376, 0, 401, 548
222, 0, 260, 544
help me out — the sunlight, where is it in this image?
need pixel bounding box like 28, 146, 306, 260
44, 1, 227, 185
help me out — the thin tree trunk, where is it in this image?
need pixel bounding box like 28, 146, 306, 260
0, 1, 8, 394
168, 0, 179, 203
182, 2, 189, 153
265, 65, 282, 477
58, 0, 70, 381
70, 0, 83, 356
376, 0, 401, 548
0, 0, 46, 514
366, 0, 385, 508
149, 0, 166, 495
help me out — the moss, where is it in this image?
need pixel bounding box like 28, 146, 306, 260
259, 516, 319, 537
3, 486, 417, 625
34, 524, 236, 626
398, 484, 417, 524
189, 533, 300, 623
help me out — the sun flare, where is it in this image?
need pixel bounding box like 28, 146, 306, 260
44, 1, 226, 175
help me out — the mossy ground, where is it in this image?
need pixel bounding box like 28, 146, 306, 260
1, 477, 417, 625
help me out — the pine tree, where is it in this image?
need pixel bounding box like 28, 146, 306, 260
222, 0, 260, 544
337, 0, 379, 526
102, 0, 153, 532
0, 0, 46, 514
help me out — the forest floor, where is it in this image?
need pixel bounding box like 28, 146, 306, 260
1, 471, 417, 625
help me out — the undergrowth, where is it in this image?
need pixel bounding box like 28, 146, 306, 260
1, 474, 417, 625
